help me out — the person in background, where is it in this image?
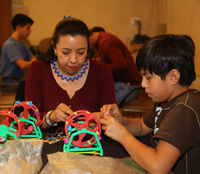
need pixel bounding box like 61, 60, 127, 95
0, 13, 37, 83
130, 34, 151, 63
25, 17, 116, 130
87, 27, 105, 61
100, 34, 200, 173
89, 27, 142, 105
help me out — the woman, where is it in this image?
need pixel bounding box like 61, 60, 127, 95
25, 17, 116, 129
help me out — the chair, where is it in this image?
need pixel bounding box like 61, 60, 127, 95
21, 39, 39, 57
21, 38, 31, 49
118, 86, 154, 117
37, 38, 52, 59
0, 76, 21, 123
0, 76, 21, 109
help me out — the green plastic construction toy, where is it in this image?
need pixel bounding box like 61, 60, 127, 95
63, 110, 103, 156
0, 101, 42, 145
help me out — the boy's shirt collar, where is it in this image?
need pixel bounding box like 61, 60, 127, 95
156, 89, 195, 108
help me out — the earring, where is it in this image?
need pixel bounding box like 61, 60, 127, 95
54, 51, 57, 56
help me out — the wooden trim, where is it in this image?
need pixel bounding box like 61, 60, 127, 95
0, 0, 11, 48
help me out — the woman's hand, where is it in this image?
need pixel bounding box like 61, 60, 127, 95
100, 103, 124, 124
92, 112, 102, 120
51, 103, 74, 123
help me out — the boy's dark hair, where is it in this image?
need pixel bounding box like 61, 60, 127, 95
136, 34, 196, 86
89, 26, 105, 36
11, 13, 34, 30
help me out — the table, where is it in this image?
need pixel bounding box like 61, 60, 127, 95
39, 132, 153, 173
13, 71, 153, 173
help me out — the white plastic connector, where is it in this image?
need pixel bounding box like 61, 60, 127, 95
130, 17, 140, 27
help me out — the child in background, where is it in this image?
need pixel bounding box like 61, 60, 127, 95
0, 14, 37, 83
100, 34, 200, 174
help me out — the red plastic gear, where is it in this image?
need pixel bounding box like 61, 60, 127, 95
65, 110, 101, 148
1, 110, 21, 139
10, 101, 42, 135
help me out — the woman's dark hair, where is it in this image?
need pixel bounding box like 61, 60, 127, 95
136, 34, 196, 86
45, 17, 89, 64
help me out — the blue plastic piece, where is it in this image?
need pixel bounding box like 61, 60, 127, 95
68, 125, 72, 131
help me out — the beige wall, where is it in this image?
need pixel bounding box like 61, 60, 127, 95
11, 0, 200, 89
11, 0, 157, 46
156, 0, 200, 89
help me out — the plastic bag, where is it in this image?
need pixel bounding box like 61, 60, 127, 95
0, 139, 44, 174
40, 152, 143, 174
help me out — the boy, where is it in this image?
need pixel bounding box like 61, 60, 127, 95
0, 13, 37, 83
100, 35, 200, 173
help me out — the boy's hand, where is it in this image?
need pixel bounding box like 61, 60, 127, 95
100, 115, 128, 142
100, 103, 123, 124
